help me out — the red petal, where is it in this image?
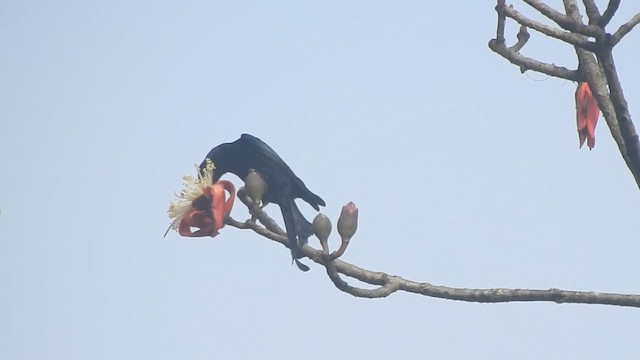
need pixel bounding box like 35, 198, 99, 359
178, 209, 215, 237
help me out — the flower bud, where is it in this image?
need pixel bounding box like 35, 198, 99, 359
245, 169, 267, 206
313, 213, 332, 254
337, 202, 358, 242
313, 213, 332, 240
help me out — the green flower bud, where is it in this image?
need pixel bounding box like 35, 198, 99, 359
245, 169, 267, 206
313, 213, 332, 254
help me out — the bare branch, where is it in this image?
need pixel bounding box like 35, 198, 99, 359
223, 198, 640, 307
563, 0, 581, 19
524, 0, 601, 37
490, 1, 580, 82
494, 0, 507, 43
488, 38, 579, 81
503, 4, 596, 50
597, 52, 640, 187
581, 0, 601, 25
325, 263, 399, 298
398, 284, 640, 307
562, 0, 604, 43
510, 25, 530, 53
599, 0, 621, 27
609, 13, 640, 47
524, 0, 572, 27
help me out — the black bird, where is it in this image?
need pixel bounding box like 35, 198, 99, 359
200, 134, 325, 271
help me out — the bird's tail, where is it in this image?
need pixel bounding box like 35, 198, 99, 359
280, 200, 313, 271
304, 191, 326, 211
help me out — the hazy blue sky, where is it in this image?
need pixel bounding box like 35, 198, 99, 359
2, 1, 640, 359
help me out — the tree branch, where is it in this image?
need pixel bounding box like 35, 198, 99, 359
523, 0, 573, 28
609, 13, 640, 47
599, 0, 621, 27
489, 1, 579, 81
524, 0, 601, 37
489, 40, 578, 80
565, 0, 606, 38
494, 0, 507, 43
597, 52, 640, 187
325, 262, 400, 298
581, 0, 601, 25
223, 196, 640, 308
502, 4, 596, 50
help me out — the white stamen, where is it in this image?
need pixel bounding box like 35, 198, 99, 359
166, 159, 215, 233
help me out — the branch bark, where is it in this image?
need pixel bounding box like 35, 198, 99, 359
582, 0, 601, 24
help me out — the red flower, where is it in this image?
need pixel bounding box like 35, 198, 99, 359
178, 180, 236, 237
575, 82, 600, 150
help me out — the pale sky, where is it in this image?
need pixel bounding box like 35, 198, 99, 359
2, 1, 640, 359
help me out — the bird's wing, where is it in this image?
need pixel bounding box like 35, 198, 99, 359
238, 134, 325, 209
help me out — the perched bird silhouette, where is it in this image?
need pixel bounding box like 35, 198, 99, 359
200, 134, 325, 271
